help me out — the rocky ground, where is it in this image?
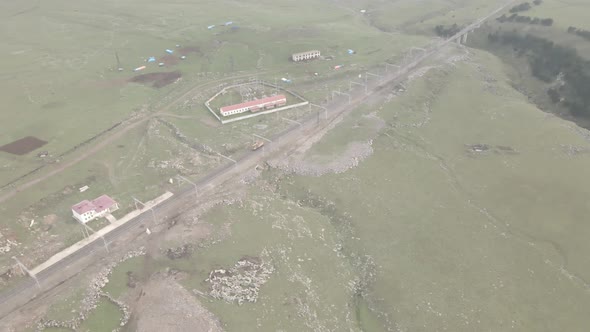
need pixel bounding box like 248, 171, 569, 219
131, 273, 224, 332
269, 140, 375, 176
36, 248, 145, 331
206, 254, 274, 305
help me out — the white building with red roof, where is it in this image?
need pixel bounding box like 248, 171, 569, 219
72, 195, 119, 223
220, 95, 287, 117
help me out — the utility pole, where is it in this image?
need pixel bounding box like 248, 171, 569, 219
132, 196, 157, 226
253, 133, 272, 143
176, 175, 198, 200
332, 90, 351, 104
281, 117, 302, 127
365, 71, 383, 88
12, 256, 40, 289
408, 47, 426, 62
253, 134, 272, 156
385, 63, 400, 74
309, 103, 328, 123
349, 80, 366, 93
115, 51, 122, 71
76, 220, 109, 252
216, 152, 237, 163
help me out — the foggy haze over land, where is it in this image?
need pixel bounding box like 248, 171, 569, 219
1, 0, 590, 331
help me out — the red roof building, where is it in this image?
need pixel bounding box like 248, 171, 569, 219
72, 200, 95, 215
72, 195, 119, 224
92, 195, 117, 213
220, 95, 287, 117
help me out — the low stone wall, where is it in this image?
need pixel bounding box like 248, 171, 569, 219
36, 248, 145, 332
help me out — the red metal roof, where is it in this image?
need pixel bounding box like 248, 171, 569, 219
92, 195, 117, 213
72, 200, 95, 215
72, 195, 117, 214
220, 95, 286, 114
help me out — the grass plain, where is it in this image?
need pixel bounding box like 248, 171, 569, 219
0, 0, 433, 275
183, 48, 590, 331
52, 46, 590, 331
7, 0, 590, 331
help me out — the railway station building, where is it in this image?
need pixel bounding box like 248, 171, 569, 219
72, 195, 119, 224
220, 95, 287, 117
291, 50, 321, 62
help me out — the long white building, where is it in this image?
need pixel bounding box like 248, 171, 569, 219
220, 95, 287, 117
292, 50, 321, 62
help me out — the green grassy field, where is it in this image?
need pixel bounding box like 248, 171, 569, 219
525, 0, 590, 30
199, 48, 590, 331
0, 0, 439, 277
40, 43, 590, 331
270, 48, 590, 331
77, 298, 122, 332
12, 0, 590, 331
0, 0, 429, 184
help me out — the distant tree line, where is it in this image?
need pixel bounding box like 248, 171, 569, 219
434, 24, 463, 37
510, 2, 532, 13
488, 31, 590, 117
567, 26, 590, 41
509, 0, 543, 13
496, 13, 553, 26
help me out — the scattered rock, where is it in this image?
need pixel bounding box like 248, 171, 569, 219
165, 244, 193, 259
561, 144, 590, 156
466, 144, 490, 153
269, 140, 374, 177
207, 255, 274, 305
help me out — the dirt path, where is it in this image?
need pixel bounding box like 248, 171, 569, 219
0, 72, 266, 204
99, 161, 117, 187
157, 113, 198, 119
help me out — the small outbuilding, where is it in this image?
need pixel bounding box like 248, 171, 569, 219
292, 50, 321, 62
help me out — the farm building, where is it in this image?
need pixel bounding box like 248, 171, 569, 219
72, 195, 119, 224
292, 50, 321, 62
220, 95, 287, 117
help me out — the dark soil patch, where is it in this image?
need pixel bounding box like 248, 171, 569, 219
1, 136, 47, 155
129, 71, 182, 88
178, 46, 201, 56
158, 54, 179, 66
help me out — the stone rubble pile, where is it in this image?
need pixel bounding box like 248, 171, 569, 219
207, 256, 274, 305
269, 140, 374, 177
561, 144, 590, 156
165, 244, 193, 259
0, 231, 19, 254
36, 248, 145, 332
